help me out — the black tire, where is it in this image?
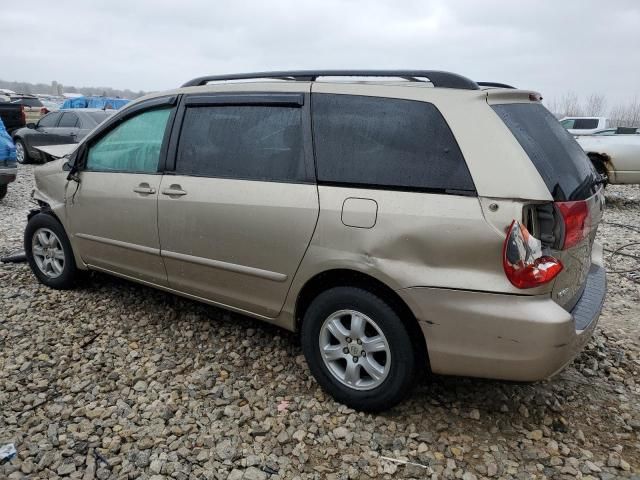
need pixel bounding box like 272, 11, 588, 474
0, 184, 7, 201
15, 138, 30, 164
588, 153, 609, 187
24, 213, 79, 289
301, 286, 416, 412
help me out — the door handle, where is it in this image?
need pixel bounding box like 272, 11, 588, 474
161, 184, 187, 196
133, 183, 156, 194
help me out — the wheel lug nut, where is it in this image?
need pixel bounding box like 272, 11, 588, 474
346, 337, 352, 343
343, 347, 349, 354
352, 356, 358, 363
357, 339, 362, 345
362, 351, 366, 357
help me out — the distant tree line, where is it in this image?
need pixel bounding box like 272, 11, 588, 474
0, 79, 147, 100
546, 92, 640, 127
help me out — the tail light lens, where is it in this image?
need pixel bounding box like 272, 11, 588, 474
20, 106, 26, 124
40, 107, 49, 115
556, 200, 590, 249
503, 220, 563, 289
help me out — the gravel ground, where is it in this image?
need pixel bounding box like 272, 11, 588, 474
1, 165, 639, 480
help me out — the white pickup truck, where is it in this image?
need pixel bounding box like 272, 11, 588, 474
560, 116, 609, 135
576, 128, 640, 184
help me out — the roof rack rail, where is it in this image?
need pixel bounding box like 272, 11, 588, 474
181, 70, 480, 90
477, 81, 516, 89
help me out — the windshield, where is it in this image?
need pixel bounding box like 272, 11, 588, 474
493, 103, 598, 201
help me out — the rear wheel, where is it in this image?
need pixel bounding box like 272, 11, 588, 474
301, 286, 416, 411
0, 184, 7, 201
588, 153, 609, 187
25, 213, 79, 289
15, 139, 30, 164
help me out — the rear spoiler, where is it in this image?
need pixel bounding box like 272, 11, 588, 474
485, 89, 543, 104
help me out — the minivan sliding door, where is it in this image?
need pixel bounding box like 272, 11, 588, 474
158, 90, 318, 318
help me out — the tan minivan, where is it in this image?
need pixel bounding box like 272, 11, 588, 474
25, 71, 606, 411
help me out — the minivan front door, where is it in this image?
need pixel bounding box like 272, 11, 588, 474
67, 106, 175, 286
158, 92, 318, 317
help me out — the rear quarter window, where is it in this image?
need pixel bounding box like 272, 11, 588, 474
492, 103, 597, 201
573, 118, 599, 129
312, 94, 475, 194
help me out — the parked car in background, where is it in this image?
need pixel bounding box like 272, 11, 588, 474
0, 88, 16, 103
12, 109, 113, 164
0, 102, 26, 133
560, 116, 609, 135
576, 131, 640, 184
24, 70, 606, 411
11, 95, 47, 124
0, 117, 17, 200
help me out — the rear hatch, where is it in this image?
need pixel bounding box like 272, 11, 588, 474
491, 102, 605, 311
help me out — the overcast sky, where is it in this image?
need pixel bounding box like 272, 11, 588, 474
1, 0, 639, 108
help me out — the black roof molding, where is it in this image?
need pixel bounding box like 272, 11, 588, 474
477, 82, 516, 89
182, 70, 480, 90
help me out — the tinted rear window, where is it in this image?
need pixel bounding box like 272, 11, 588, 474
312, 94, 475, 194
492, 103, 597, 201
573, 118, 599, 129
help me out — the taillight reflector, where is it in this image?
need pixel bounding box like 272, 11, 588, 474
556, 200, 590, 249
503, 220, 563, 289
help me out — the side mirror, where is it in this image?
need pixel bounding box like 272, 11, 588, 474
26, 123, 37, 129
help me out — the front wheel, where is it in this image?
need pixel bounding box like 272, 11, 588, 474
301, 287, 416, 412
15, 139, 30, 164
25, 213, 80, 289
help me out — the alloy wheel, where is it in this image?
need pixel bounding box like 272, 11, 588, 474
319, 309, 391, 391
15, 141, 25, 164
32, 228, 65, 278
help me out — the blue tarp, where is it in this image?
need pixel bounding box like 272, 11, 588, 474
0, 118, 17, 163
60, 96, 130, 110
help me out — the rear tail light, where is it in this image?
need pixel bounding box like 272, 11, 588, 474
503, 220, 563, 289
20, 106, 26, 124
556, 200, 590, 249
40, 107, 49, 115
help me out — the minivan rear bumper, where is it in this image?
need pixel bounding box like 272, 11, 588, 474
398, 259, 606, 382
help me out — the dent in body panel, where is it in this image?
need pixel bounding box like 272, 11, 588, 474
294, 186, 528, 295
32, 158, 89, 269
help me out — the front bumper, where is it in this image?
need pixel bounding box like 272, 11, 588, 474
0, 166, 17, 185
398, 263, 606, 382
